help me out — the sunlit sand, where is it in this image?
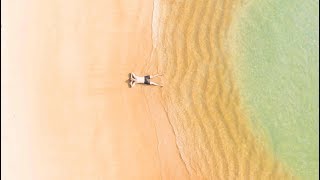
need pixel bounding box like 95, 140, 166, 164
2, 0, 318, 179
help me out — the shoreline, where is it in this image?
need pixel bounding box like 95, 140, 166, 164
2, 0, 188, 179
148, 0, 294, 179
2, 0, 314, 179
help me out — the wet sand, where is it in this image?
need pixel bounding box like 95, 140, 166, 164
2, 0, 302, 179
147, 0, 294, 179
2, 0, 188, 179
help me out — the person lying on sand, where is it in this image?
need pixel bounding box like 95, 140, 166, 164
130, 73, 163, 88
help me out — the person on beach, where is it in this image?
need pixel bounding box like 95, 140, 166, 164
130, 73, 163, 88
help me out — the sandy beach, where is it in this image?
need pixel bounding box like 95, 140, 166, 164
147, 0, 293, 179
3, 0, 317, 179
2, 0, 189, 179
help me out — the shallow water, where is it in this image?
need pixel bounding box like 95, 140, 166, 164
233, 0, 319, 179
148, 0, 297, 179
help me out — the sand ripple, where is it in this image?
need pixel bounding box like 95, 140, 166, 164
145, 0, 294, 179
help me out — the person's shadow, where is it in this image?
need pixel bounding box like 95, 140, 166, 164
125, 73, 131, 88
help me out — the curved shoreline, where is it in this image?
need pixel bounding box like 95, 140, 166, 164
148, 0, 294, 179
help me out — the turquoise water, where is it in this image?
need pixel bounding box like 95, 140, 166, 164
235, 0, 319, 179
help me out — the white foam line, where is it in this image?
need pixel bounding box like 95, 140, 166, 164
151, 0, 160, 48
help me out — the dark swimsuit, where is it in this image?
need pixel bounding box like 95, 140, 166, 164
144, 75, 151, 85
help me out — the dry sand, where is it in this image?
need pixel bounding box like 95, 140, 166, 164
2, 0, 189, 179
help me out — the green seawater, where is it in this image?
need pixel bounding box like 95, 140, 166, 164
235, 0, 319, 179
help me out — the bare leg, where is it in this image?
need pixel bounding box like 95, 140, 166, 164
150, 74, 163, 79
150, 81, 163, 87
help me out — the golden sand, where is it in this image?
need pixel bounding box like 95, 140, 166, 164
3, 0, 295, 179
145, 0, 295, 179
2, 0, 188, 179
